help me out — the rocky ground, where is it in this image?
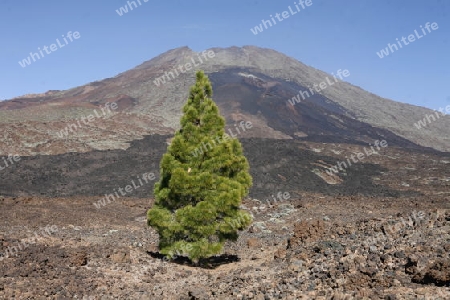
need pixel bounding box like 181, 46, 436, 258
0, 192, 448, 299
1, 45, 449, 299
0, 138, 449, 299
0, 136, 450, 300
1, 136, 447, 200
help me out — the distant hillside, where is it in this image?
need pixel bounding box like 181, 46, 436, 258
0, 46, 448, 155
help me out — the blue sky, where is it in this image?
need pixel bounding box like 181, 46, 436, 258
1, 0, 449, 110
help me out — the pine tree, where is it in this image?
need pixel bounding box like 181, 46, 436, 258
147, 70, 253, 262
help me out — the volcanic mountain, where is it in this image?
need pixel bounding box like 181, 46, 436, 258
1, 46, 449, 299
0, 46, 449, 199
0, 46, 448, 156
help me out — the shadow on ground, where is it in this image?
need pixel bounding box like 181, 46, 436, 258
148, 251, 240, 269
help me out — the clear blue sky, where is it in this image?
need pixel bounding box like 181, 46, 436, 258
1, 0, 449, 110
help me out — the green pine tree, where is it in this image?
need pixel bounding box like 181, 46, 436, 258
147, 70, 253, 263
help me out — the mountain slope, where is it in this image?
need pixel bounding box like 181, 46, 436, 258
0, 46, 448, 155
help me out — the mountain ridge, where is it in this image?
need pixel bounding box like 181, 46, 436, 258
0, 45, 448, 155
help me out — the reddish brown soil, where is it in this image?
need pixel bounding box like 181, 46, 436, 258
0, 138, 448, 299
0, 192, 448, 299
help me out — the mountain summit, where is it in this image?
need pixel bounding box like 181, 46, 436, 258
0, 46, 448, 155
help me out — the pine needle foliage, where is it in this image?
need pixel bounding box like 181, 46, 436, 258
147, 71, 253, 262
